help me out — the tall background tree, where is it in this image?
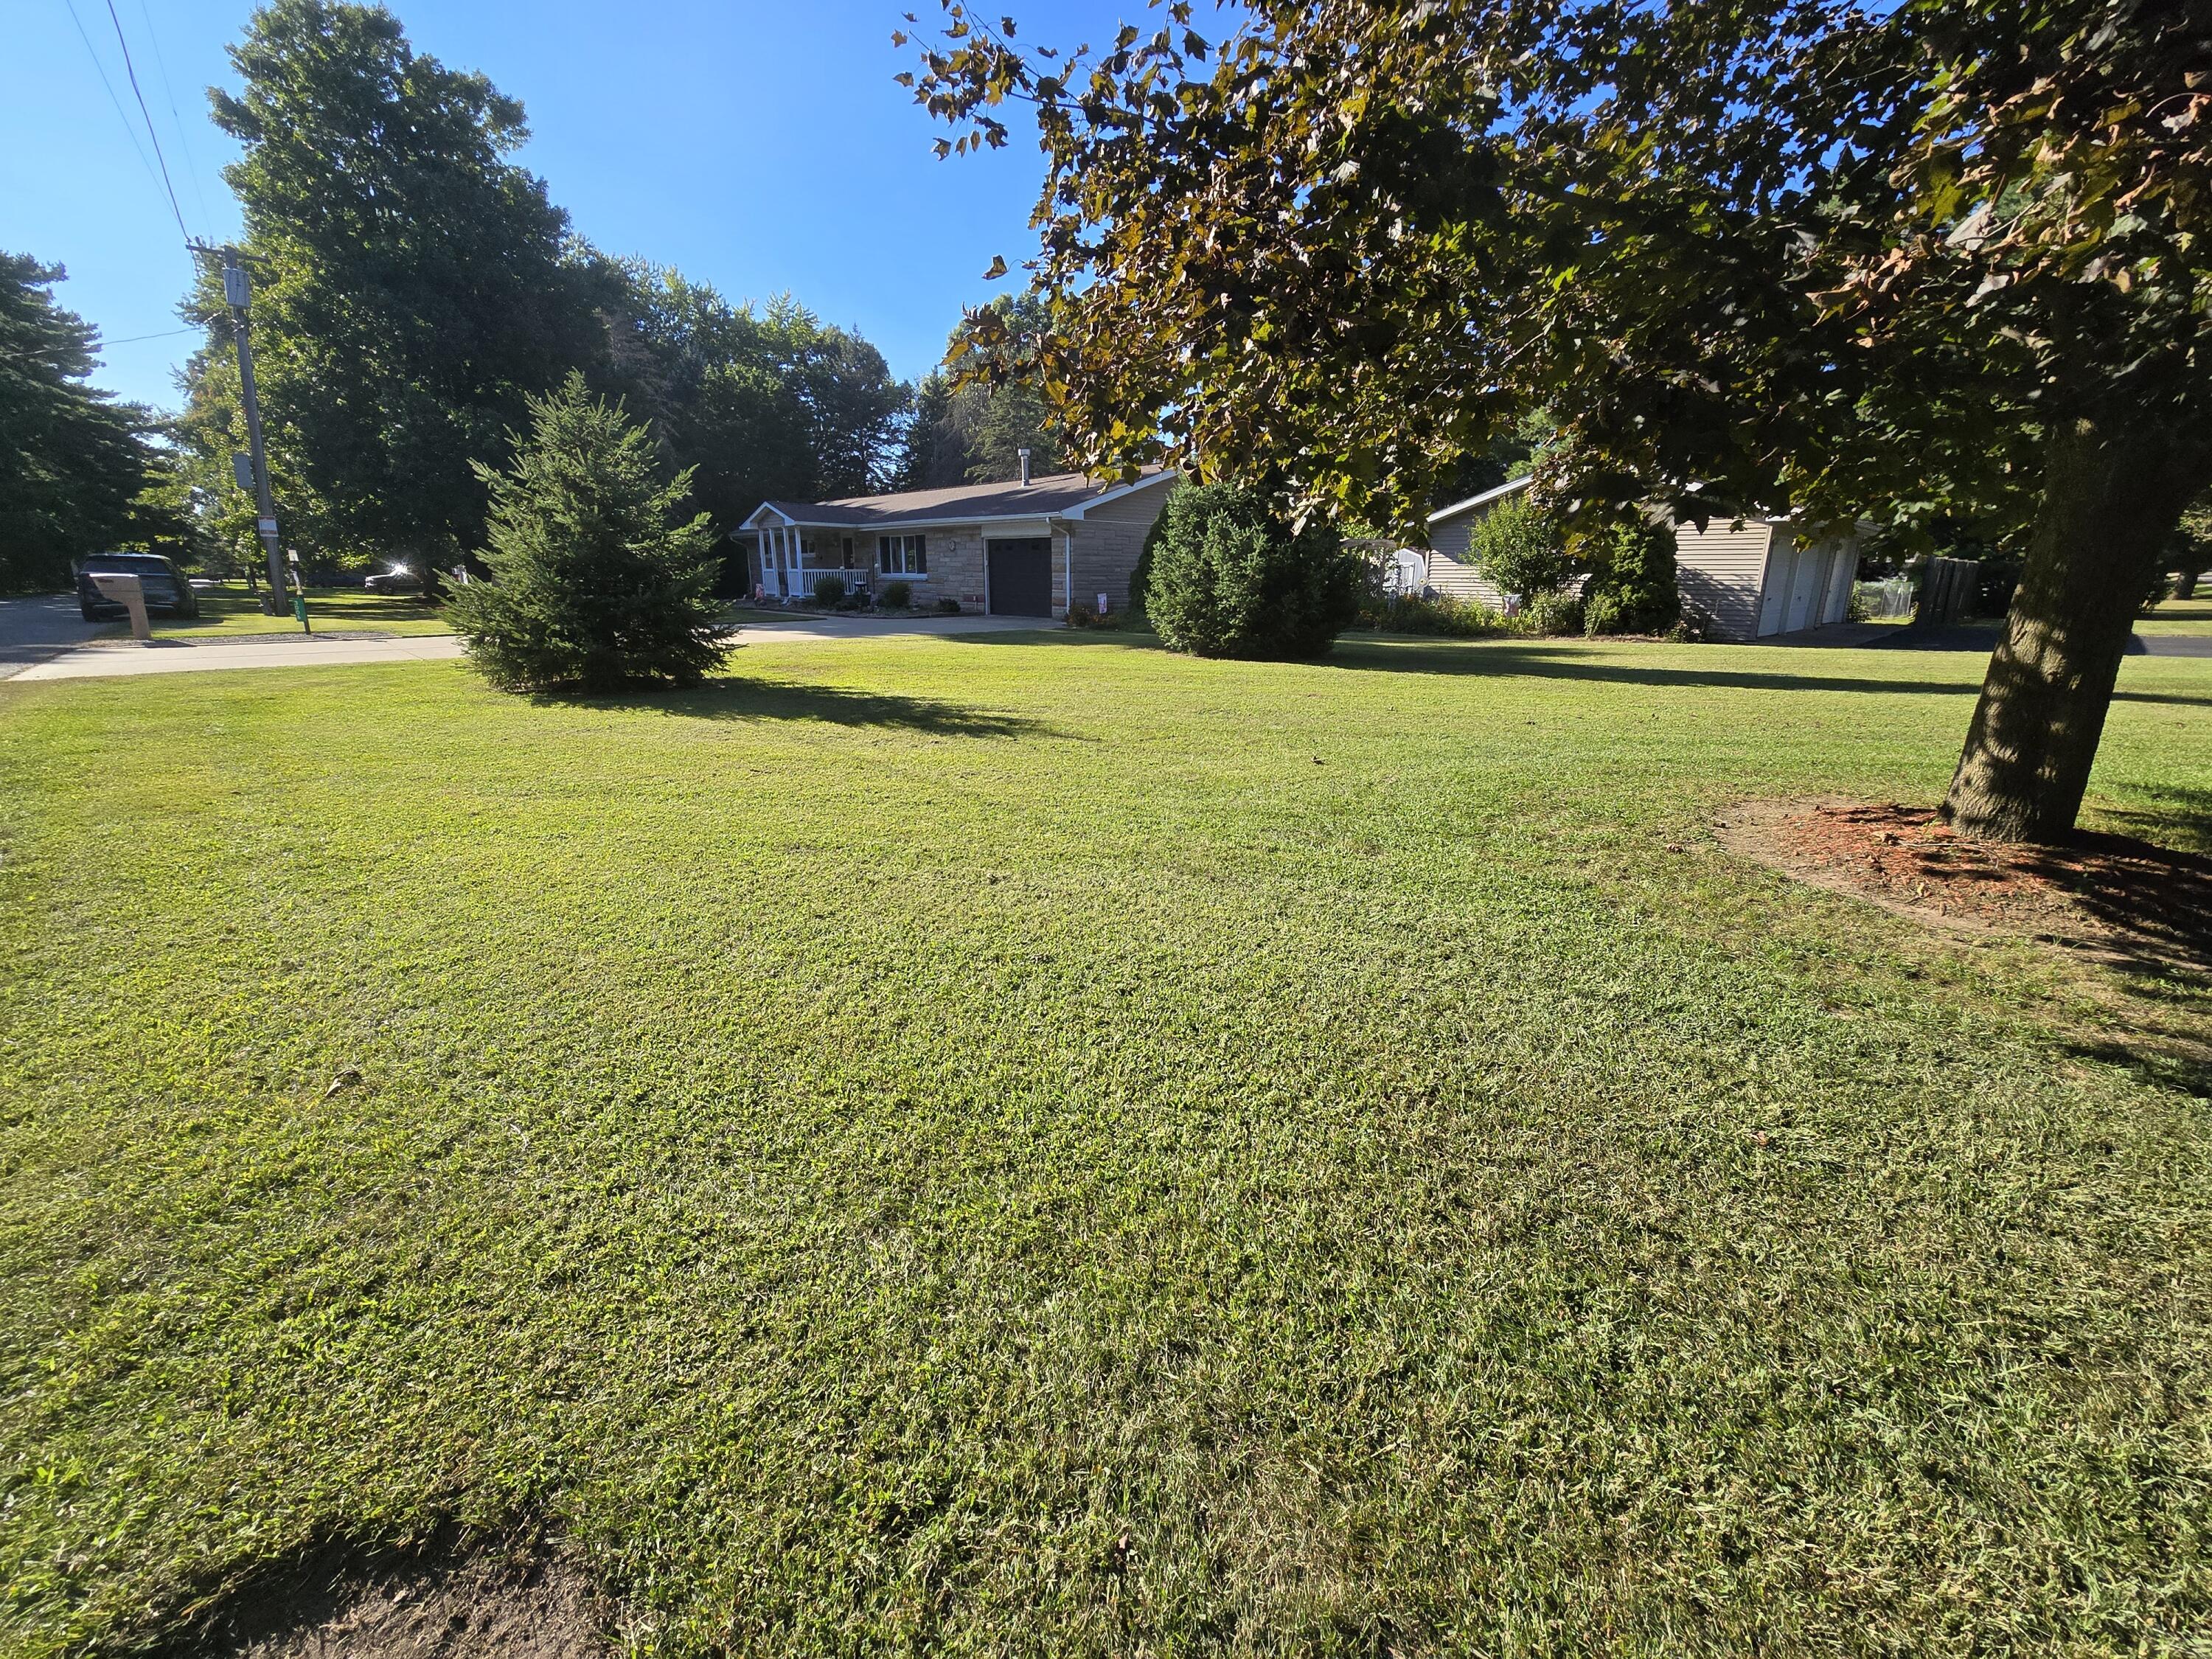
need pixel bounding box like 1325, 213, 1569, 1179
896, 293, 1062, 487
0, 255, 161, 592
193, 0, 599, 581
908, 0, 2212, 842
175, 1, 908, 588
588, 261, 908, 521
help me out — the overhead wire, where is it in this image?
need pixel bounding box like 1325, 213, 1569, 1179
100, 326, 201, 346
100, 0, 195, 247
59, 0, 163, 201
135, 0, 214, 227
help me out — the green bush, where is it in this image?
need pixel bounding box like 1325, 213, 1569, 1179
936, 597, 961, 615
1580, 515, 1680, 635
880, 580, 912, 611
811, 574, 846, 608
1144, 483, 1361, 659
444, 375, 728, 693
1524, 589, 1585, 636
1130, 512, 1165, 613
1357, 592, 1516, 637
1468, 495, 1571, 603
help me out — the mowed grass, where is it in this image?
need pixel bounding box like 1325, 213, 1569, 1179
2141, 594, 2212, 636
1, 632, 2208, 1655
147, 583, 453, 639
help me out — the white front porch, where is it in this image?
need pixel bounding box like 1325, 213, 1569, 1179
745, 522, 867, 602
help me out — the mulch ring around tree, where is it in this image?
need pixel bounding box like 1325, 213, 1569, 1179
1716, 799, 2212, 975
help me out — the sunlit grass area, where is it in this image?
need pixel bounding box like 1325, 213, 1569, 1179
147, 582, 454, 639
2, 632, 2207, 1654
2142, 592, 2212, 634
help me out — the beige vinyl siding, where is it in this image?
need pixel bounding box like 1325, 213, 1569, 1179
1675, 520, 1774, 641
1424, 498, 1511, 608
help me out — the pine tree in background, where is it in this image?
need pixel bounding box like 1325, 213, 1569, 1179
445, 375, 729, 692
0, 254, 158, 592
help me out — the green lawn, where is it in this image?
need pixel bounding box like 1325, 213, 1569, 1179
2142, 593, 2212, 635
2, 633, 2208, 1655
148, 582, 454, 639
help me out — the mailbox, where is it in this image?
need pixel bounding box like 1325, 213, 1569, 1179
87, 573, 152, 641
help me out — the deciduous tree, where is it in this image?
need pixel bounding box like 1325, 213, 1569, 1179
202, 0, 600, 584
907, 0, 2212, 841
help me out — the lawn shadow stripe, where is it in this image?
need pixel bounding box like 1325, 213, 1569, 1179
543, 675, 1062, 739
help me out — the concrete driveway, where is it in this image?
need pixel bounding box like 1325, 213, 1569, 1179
5, 608, 1058, 683
0, 594, 108, 679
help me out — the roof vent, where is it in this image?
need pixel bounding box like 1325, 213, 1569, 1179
1018, 447, 1032, 487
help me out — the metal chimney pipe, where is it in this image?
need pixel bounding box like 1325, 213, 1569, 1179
1018, 447, 1032, 487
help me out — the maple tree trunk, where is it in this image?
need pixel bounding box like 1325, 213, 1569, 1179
1944, 417, 2202, 844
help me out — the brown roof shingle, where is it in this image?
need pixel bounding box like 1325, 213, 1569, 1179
759, 470, 1164, 529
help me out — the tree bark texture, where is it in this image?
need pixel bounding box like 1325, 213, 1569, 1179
1944, 417, 2204, 842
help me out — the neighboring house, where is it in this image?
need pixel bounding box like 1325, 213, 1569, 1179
738, 465, 1175, 618
1422, 476, 1859, 641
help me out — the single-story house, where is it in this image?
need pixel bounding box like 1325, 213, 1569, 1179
738, 465, 1175, 618
1422, 477, 1859, 641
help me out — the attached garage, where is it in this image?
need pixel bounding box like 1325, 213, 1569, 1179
986, 537, 1054, 617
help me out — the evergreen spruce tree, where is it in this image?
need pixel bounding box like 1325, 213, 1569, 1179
445, 375, 729, 692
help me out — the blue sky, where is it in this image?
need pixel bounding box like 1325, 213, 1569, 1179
7, 0, 1140, 414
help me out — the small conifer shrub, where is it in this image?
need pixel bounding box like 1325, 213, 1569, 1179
445, 375, 729, 692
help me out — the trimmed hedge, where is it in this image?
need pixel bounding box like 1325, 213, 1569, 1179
1144, 483, 1361, 659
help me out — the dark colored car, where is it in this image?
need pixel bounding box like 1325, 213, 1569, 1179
75, 553, 200, 621
364, 566, 422, 594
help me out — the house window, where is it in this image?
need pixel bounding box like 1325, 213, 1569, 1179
879, 533, 928, 575
842, 536, 855, 569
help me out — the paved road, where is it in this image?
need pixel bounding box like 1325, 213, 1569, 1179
0, 594, 107, 679
6, 610, 1056, 683
2132, 632, 2212, 657
1758, 619, 2211, 657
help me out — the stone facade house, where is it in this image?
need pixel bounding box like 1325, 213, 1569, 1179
737, 468, 1175, 619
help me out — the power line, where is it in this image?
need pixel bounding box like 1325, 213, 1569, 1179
100, 0, 194, 246
59, 0, 162, 199
136, 0, 213, 227
101, 325, 201, 346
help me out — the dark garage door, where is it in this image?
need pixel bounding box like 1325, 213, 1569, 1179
987, 538, 1054, 617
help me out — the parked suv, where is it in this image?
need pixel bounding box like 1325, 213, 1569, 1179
75, 552, 200, 621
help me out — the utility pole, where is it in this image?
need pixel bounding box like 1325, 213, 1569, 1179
204, 244, 288, 614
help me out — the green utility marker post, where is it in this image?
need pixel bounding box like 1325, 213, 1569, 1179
287, 551, 311, 633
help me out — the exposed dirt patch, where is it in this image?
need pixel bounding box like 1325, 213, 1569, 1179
1716, 799, 2212, 975
165, 1537, 611, 1659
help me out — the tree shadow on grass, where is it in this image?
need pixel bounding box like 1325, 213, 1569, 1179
1329, 639, 1982, 698
553, 675, 1058, 739
1326, 639, 2212, 709
2098, 785, 2212, 858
